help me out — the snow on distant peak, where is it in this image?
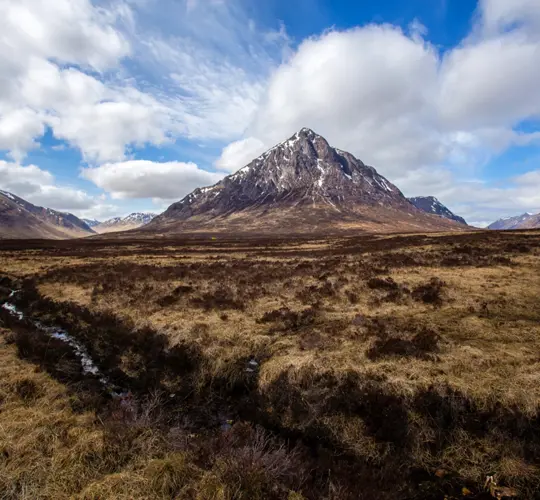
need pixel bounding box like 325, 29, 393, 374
100, 212, 156, 227
1, 191, 15, 200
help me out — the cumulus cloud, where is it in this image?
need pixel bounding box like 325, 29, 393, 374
215, 137, 266, 171
219, 13, 540, 174
480, 0, 540, 34
0, 160, 106, 214
0, 109, 45, 161
50, 100, 171, 163
1, 0, 130, 71
81, 160, 224, 200
439, 34, 540, 130
0, 0, 176, 163
217, 25, 445, 174
0, 161, 53, 192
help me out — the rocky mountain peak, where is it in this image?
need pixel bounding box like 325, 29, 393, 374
142, 129, 466, 234
408, 196, 467, 225
164, 127, 404, 222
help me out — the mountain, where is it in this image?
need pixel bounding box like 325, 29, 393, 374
488, 213, 538, 230
83, 218, 101, 228
408, 196, 467, 225
519, 213, 540, 229
144, 128, 467, 235
0, 190, 95, 239
93, 213, 157, 234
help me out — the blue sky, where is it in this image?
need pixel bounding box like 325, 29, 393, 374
0, 0, 539, 226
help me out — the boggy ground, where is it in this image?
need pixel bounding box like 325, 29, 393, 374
0, 229, 540, 499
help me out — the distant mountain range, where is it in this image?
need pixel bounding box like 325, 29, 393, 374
408, 196, 467, 225
0, 190, 94, 239
92, 213, 157, 234
0, 189, 158, 239
144, 128, 467, 235
488, 213, 540, 230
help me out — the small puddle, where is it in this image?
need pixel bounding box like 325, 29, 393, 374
2, 291, 125, 397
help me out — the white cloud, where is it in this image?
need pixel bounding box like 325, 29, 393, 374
215, 137, 266, 171
0, 108, 45, 161
81, 160, 224, 200
25, 185, 97, 211
0, 161, 53, 192
0, 160, 107, 214
50, 100, 171, 163
0, 0, 176, 163
219, 16, 540, 178
0, 0, 138, 161
514, 170, 540, 186
218, 25, 446, 175
439, 34, 540, 129
1, 0, 130, 71
481, 0, 540, 35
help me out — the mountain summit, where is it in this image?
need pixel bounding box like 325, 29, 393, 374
146, 129, 466, 234
408, 196, 467, 225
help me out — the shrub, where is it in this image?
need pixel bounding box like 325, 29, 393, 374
412, 277, 445, 306
14, 378, 41, 402
367, 277, 399, 291
191, 287, 244, 311
366, 327, 440, 360
258, 307, 318, 331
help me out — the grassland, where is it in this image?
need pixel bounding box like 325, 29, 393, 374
1, 229, 539, 499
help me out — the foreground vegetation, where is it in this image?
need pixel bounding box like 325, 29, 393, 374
1, 229, 539, 499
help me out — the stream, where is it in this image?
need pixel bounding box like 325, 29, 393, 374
2, 291, 125, 397
1, 290, 239, 429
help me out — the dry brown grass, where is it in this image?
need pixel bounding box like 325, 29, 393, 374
1, 229, 540, 498
0, 333, 312, 499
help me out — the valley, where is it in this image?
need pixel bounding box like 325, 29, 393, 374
1, 229, 539, 499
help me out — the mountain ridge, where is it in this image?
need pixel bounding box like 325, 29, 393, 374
93, 213, 157, 234
408, 196, 467, 225
0, 190, 95, 239
488, 213, 539, 230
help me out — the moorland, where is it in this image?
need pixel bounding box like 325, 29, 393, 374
1, 229, 539, 499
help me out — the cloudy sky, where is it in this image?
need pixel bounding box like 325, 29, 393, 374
0, 0, 539, 226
